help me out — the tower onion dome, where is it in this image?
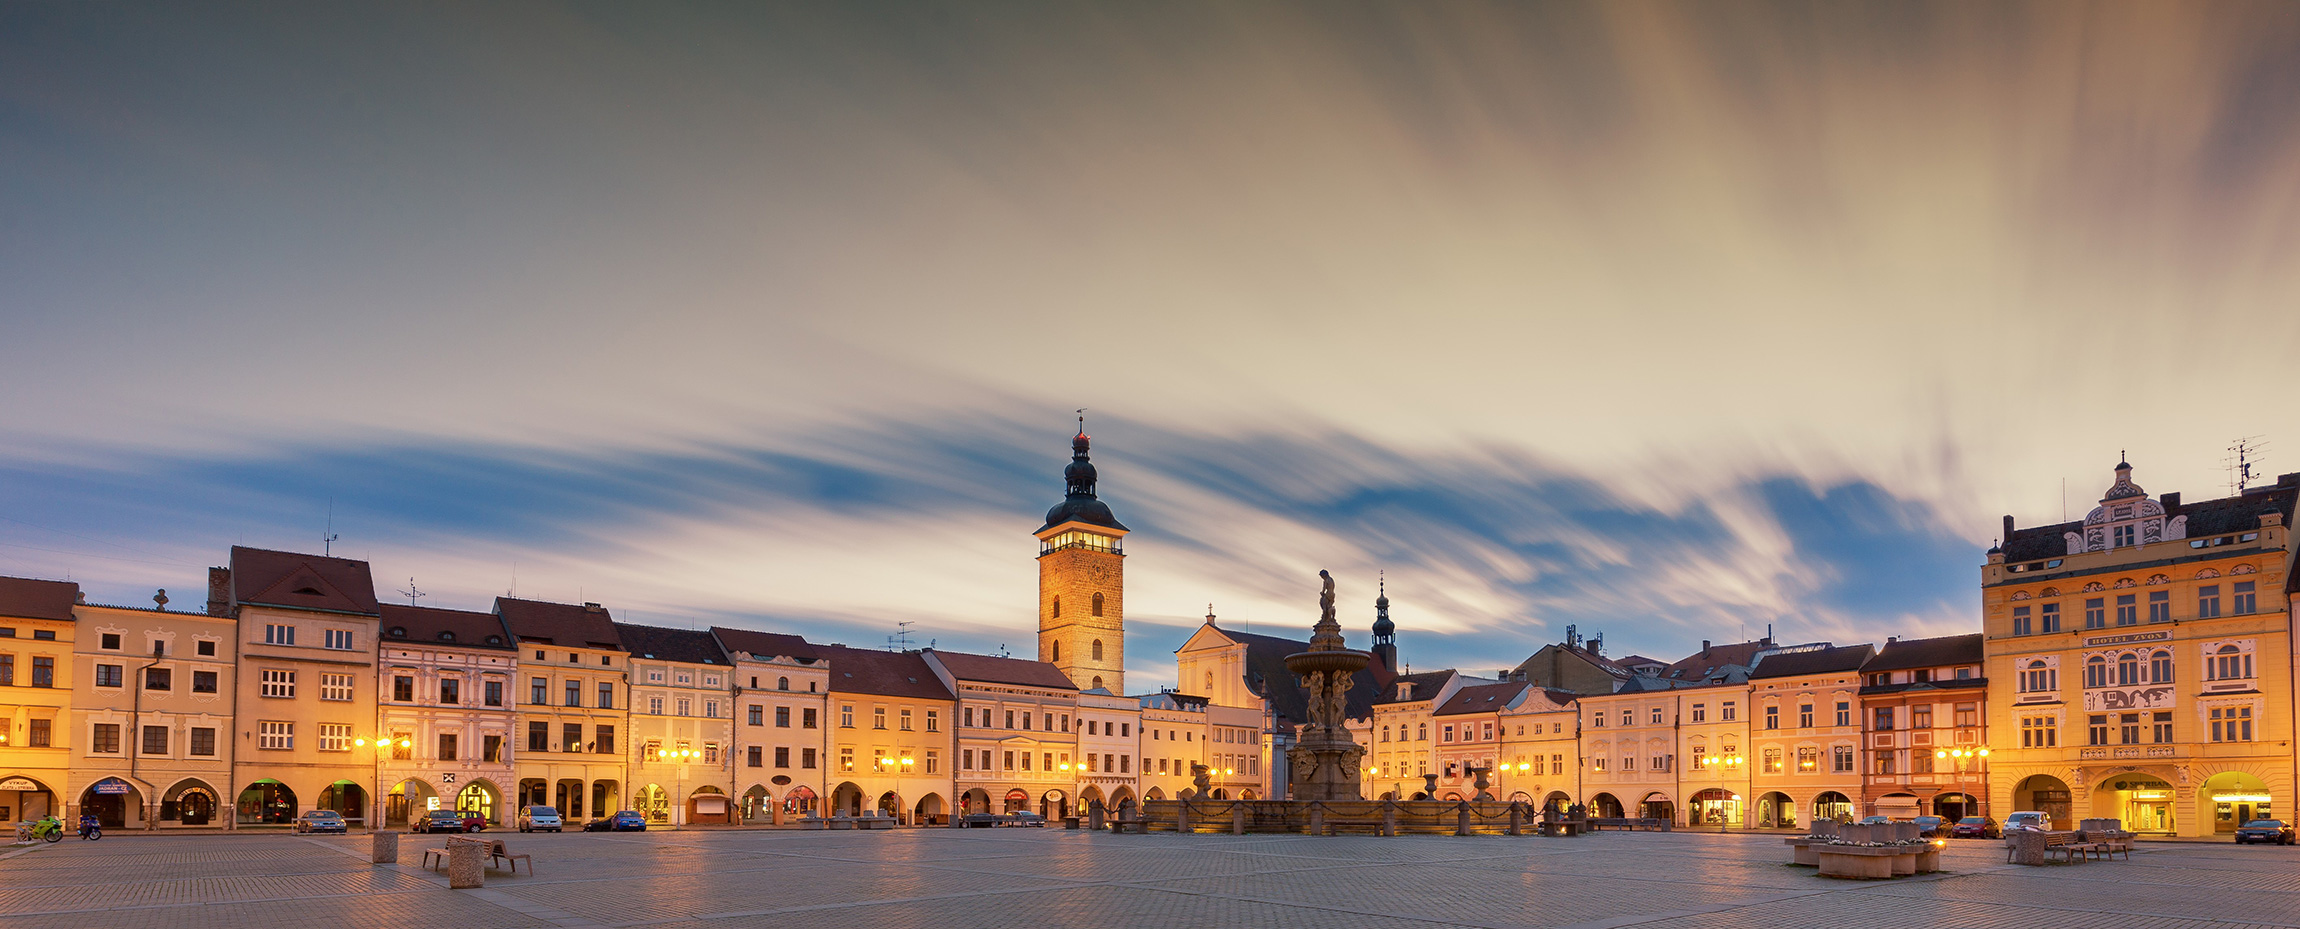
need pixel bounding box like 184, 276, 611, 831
1371, 579, 1394, 637
1037, 429, 1129, 533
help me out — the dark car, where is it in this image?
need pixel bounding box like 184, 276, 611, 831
294, 810, 347, 834
582, 816, 615, 832
1857, 815, 1893, 825
2234, 819, 2294, 845
412, 809, 466, 834
1950, 817, 1999, 839
610, 810, 647, 832
1912, 815, 1946, 837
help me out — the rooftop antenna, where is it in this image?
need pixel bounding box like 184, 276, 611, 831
2227, 436, 2268, 494
324, 499, 339, 556
397, 577, 424, 607
888, 620, 915, 651
997, 643, 1010, 658
1076, 408, 1087, 433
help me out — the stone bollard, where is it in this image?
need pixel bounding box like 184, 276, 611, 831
447, 841, 484, 889
1508, 801, 1523, 836
1382, 799, 1398, 837
1087, 799, 1105, 832
371, 830, 399, 864
1456, 802, 1471, 837
1232, 805, 1246, 835
1307, 804, 1324, 836
1177, 801, 1193, 833
2009, 830, 2046, 866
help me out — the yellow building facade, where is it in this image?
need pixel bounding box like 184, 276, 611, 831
0, 578, 80, 824
822, 645, 953, 821
69, 597, 237, 829
222, 547, 384, 827
500, 597, 630, 821
1984, 463, 2297, 835
1745, 644, 1872, 828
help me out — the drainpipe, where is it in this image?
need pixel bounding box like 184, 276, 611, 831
128, 644, 165, 830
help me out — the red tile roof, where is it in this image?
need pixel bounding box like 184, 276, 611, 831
0, 576, 79, 622
379, 604, 516, 650
817, 645, 953, 701
1433, 681, 1532, 716
230, 546, 380, 615
923, 649, 1078, 691
494, 597, 623, 650
710, 627, 821, 663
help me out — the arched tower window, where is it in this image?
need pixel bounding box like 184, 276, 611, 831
1091, 592, 1104, 616
777, 677, 789, 691
1091, 639, 1103, 661
1052, 641, 1061, 662
1091, 675, 1103, 691
1051, 596, 1061, 619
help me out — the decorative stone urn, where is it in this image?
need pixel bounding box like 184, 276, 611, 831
1283, 571, 1370, 802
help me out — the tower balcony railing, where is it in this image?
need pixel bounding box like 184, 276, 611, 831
1041, 536, 1123, 556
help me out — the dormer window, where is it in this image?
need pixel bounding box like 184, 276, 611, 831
438, 631, 456, 642
388, 627, 408, 638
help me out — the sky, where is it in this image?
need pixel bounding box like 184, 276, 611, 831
3, 2, 2297, 690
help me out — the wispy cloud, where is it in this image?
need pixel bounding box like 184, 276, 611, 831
0, 410, 1979, 689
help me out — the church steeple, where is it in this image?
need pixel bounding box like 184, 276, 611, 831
1036, 419, 1128, 694
1370, 575, 1397, 673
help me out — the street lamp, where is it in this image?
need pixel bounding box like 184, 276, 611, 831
1933, 746, 1991, 820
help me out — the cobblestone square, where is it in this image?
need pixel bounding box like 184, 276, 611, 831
2, 829, 2294, 929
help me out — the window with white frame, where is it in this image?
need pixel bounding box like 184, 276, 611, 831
2206, 641, 2256, 682
260, 669, 295, 698
318, 723, 351, 751
323, 629, 353, 650
259, 720, 293, 749
264, 624, 295, 646
320, 673, 353, 702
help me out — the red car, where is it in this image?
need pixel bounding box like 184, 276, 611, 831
459, 810, 488, 832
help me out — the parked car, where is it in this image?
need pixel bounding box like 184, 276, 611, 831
294, 810, 347, 834
1996, 809, 2051, 832
411, 809, 466, 834
2234, 819, 2294, 845
459, 810, 488, 832
1857, 815, 1893, 825
518, 806, 563, 833
1912, 815, 1946, 836
1950, 816, 1999, 839
610, 810, 647, 832
582, 817, 616, 832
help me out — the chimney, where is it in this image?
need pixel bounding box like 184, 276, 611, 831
1701, 639, 1711, 657
2003, 514, 2015, 540
582, 602, 603, 612
1887, 636, 1898, 644
206, 567, 233, 617
2160, 492, 2180, 513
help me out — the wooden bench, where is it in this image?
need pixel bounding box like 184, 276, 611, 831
487, 840, 532, 875
2007, 831, 2089, 863
2082, 830, 2134, 861
422, 836, 490, 871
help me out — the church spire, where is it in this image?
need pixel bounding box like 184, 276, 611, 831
1370, 572, 1398, 673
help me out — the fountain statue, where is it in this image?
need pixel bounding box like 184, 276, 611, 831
1282, 570, 1371, 801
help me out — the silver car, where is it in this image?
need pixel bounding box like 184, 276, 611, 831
517, 805, 563, 833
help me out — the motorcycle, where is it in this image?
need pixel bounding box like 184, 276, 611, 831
77, 818, 102, 841
29, 817, 64, 844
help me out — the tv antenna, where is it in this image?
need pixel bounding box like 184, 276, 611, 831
324, 499, 339, 556
888, 621, 915, 651
398, 577, 425, 606
2227, 436, 2269, 494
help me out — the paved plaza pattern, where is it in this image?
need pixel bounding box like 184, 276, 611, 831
0, 828, 2295, 929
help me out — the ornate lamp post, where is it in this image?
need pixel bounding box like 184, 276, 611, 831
1932, 746, 1991, 820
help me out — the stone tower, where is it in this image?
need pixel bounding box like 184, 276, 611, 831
1370, 577, 1397, 674
1035, 424, 1128, 694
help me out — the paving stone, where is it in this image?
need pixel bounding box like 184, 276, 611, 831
0, 829, 2292, 929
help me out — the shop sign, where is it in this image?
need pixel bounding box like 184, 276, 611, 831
92, 778, 132, 795
0, 778, 41, 792
2085, 631, 2170, 647
2083, 685, 2175, 711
